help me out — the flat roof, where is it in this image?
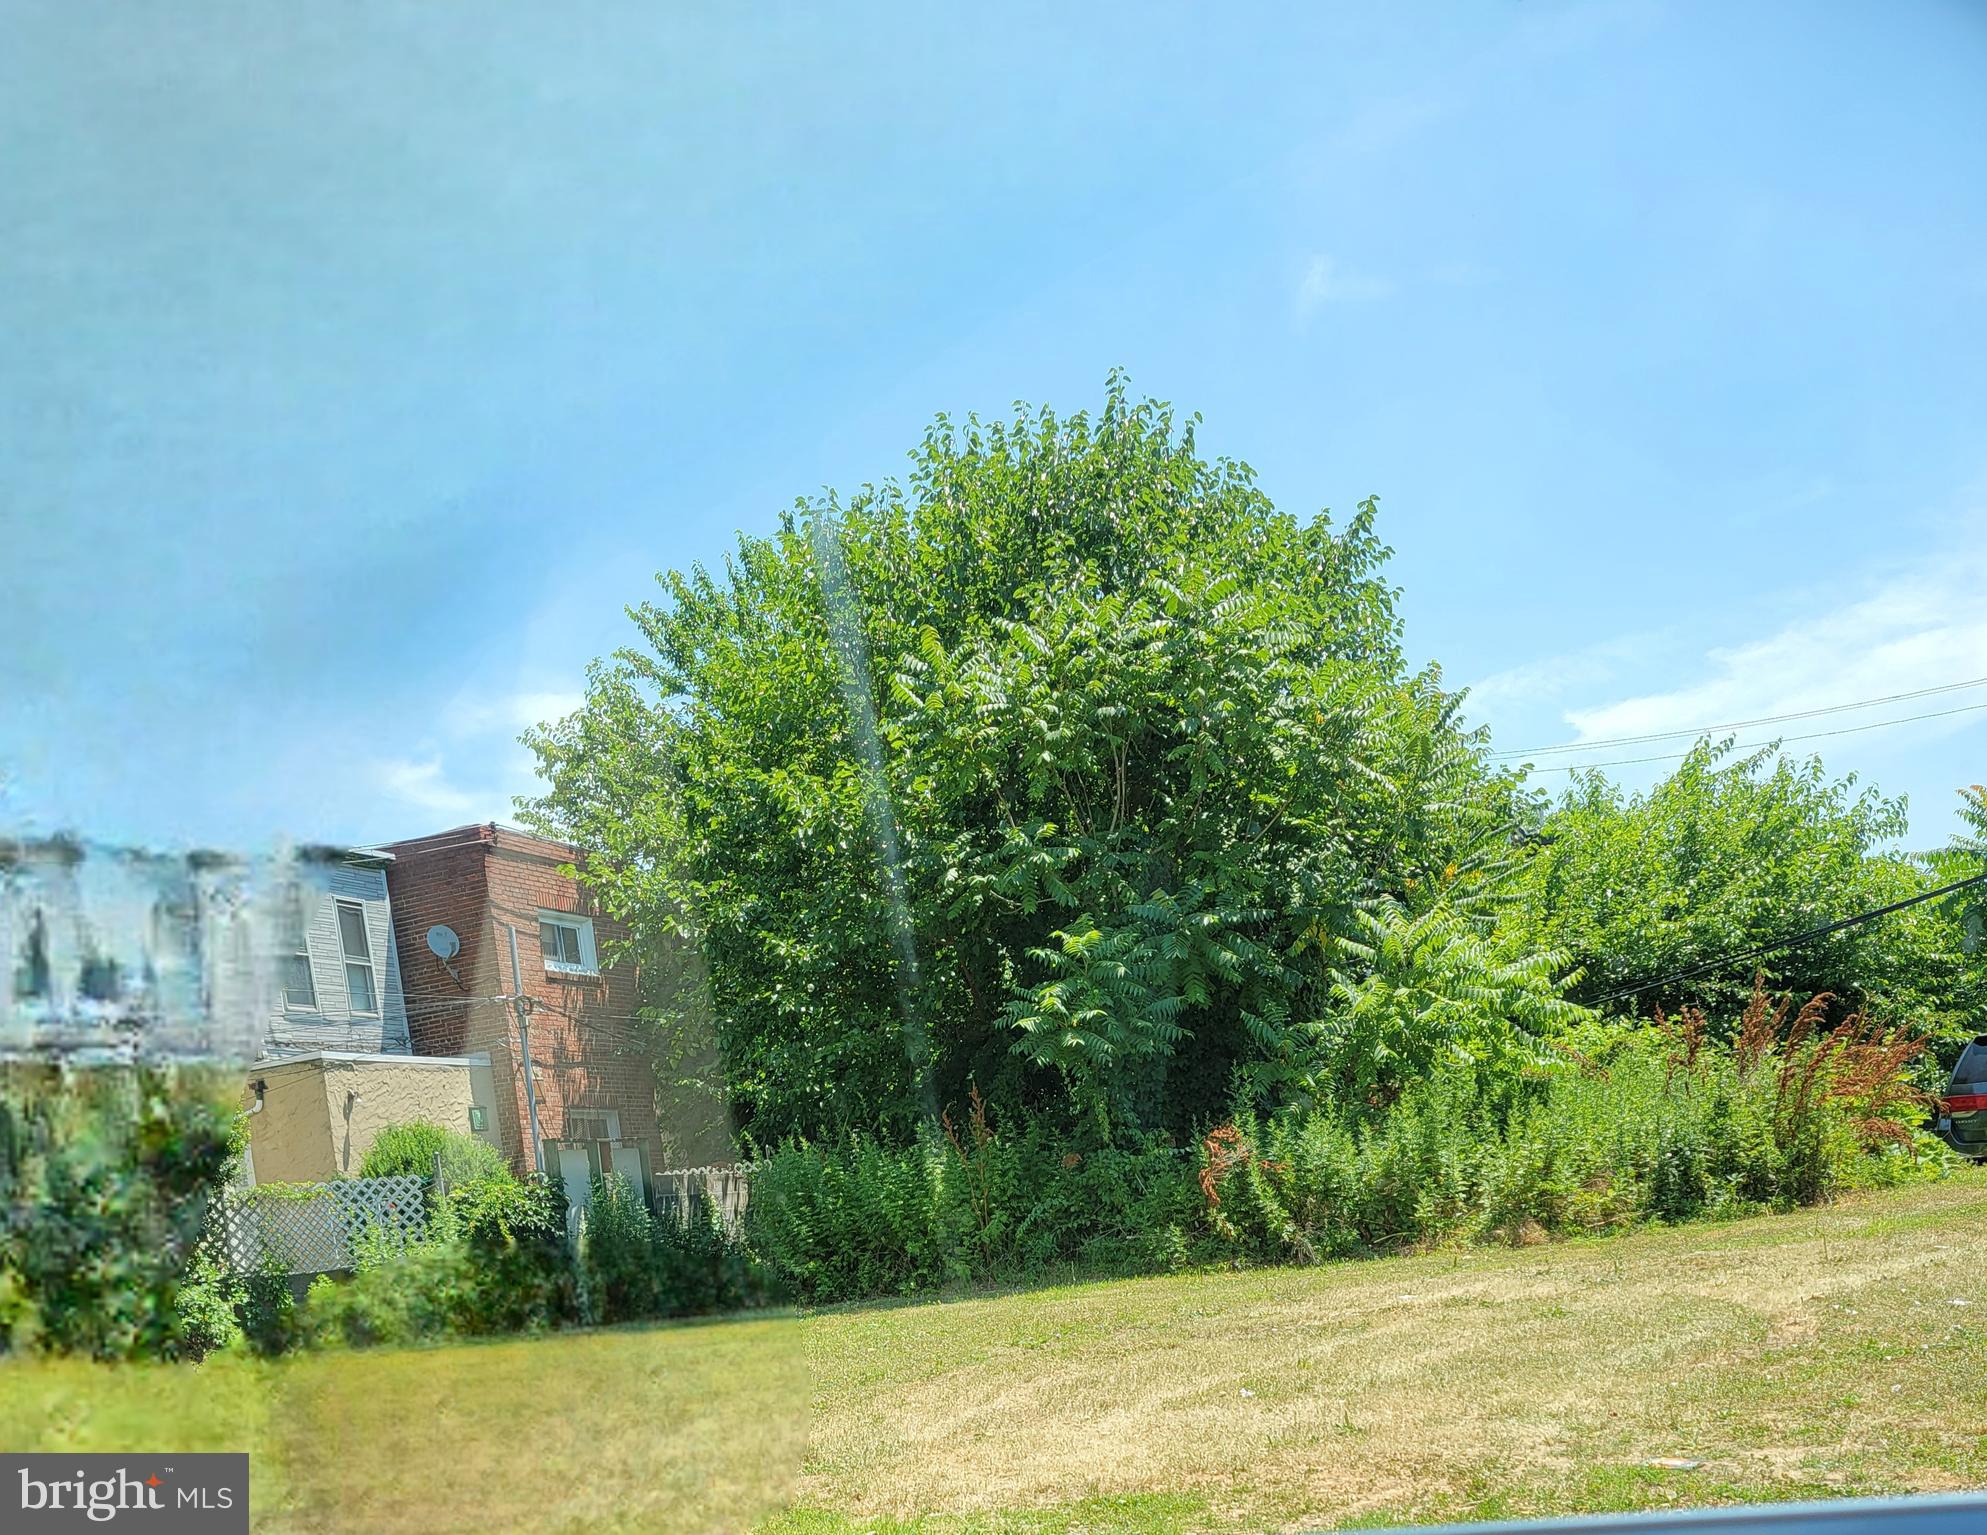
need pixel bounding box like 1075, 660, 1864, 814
252, 1049, 492, 1075
0, 835, 393, 870
380, 821, 584, 863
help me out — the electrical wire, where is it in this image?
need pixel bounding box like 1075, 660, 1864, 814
1524, 698, 1987, 772
1492, 674, 1987, 759
1591, 869, 1987, 1008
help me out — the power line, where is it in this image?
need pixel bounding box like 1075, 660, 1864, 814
1493, 674, 1987, 759
1528, 698, 1987, 772
1593, 868, 1987, 1009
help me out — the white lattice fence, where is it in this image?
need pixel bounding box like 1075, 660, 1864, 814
217, 1174, 428, 1275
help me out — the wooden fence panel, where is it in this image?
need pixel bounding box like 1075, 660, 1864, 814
649, 1164, 751, 1230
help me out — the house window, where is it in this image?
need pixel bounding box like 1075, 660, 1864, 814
337, 901, 377, 1015
77, 947, 122, 1003
538, 912, 597, 975
279, 887, 316, 1010
13, 909, 51, 1001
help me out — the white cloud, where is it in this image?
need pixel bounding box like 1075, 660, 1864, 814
1563, 542, 1987, 750
375, 757, 480, 816
1295, 256, 1394, 321
1456, 504, 1987, 840
1465, 633, 1658, 717
372, 685, 583, 829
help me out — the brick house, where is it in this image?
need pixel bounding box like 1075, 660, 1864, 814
380, 822, 662, 1209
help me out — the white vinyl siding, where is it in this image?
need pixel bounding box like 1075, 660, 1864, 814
258, 861, 409, 1057
0, 844, 409, 1060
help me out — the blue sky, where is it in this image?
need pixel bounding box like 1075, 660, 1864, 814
3, 1, 1984, 854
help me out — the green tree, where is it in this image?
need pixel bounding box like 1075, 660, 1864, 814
1509, 742, 1979, 1034
524, 379, 1536, 1142
1, 1065, 234, 1360
1934, 784, 1987, 953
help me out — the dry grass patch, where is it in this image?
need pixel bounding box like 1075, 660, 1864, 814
798, 1175, 1987, 1531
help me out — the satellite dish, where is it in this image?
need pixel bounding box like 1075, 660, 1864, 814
426, 925, 461, 961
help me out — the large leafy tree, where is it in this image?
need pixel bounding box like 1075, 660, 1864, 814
524, 380, 1548, 1144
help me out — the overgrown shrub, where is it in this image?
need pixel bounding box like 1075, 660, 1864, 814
295, 1170, 761, 1348
737, 982, 1937, 1308
1197, 985, 1939, 1262
301, 1229, 469, 1350
437, 1173, 577, 1334
580, 1173, 659, 1324
294, 1174, 574, 1349
360, 1120, 512, 1190
650, 1202, 763, 1316
747, 1092, 1198, 1302
0, 1066, 234, 1360
747, 1136, 959, 1301
172, 1243, 244, 1358
946, 1091, 1197, 1278
579, 1173, 763, 1323
239, 1254, 303, 1357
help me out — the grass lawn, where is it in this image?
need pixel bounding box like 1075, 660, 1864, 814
3, 1174, 1984, 1534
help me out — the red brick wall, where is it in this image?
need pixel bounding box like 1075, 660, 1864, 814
382, 824, 661, 1177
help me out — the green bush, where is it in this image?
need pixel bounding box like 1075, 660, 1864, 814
579, 1173, 764, 1323
580, 1173, 659, 1324
239, 1254, 303, 1357
301, 1229, 469, 1350
0, 1066, 234, 1360
297, 1170, 763, 1348
295, 1176, 574, 1349
1195, 989, 1941, 1263
359, 1120, 512, 1189
650, 1202, 763, 1316
747, 1137, 959, 1302
172, 1244, 244, 1358
746, 1097, 1198, 1302
439, 1173, 577, 1334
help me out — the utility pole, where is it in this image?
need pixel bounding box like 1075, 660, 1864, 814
507, 923, 546, 1176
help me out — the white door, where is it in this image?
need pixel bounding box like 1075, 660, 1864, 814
610, 1142, 646, 1199
557, 1145, 593, 1218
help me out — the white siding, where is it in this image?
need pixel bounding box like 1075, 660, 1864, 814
262, 860, 411, 1056
0, 839, 409, 1061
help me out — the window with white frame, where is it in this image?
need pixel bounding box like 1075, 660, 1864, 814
336, 900, 377, 1015
538, 911, 597, 975
565, 1110, 619, 1142
279, 886, 317, 1010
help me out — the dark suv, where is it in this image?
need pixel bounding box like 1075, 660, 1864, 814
1937, 1036, 1987, 1161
